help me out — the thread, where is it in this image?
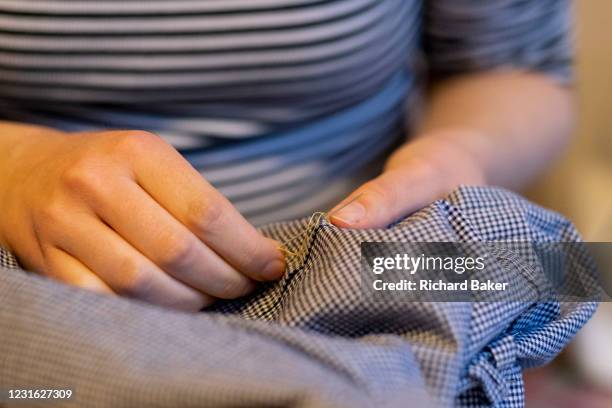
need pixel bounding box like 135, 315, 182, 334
278, 193, 363, 262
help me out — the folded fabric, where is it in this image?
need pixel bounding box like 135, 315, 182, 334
0, 186, 597, 407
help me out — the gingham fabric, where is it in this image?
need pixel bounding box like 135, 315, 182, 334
0, 187, 597, 407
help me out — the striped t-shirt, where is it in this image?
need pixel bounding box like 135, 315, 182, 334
0, 0, 573, 225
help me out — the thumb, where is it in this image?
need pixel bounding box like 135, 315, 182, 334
329, 168, 442, 229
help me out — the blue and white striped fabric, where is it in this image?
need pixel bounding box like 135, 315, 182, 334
0, 0, 573, 224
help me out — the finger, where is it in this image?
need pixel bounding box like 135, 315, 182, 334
329, 166, 443, 229
119, 132, 284, 281
90, 178, 255, 299
43, 246, 114, 294
46, 211, 215, 311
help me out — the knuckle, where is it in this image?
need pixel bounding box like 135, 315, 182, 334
38, 200, 67, 226
238, 237, 267, 270
116, 257, 155, 298
363, 178, 398, 216
157, 233, 197, 270
62, 156, 105, 194
169, 293, 215, 312
198, 296, 216, 309
186, 199, 224, 235
365, 178, 395, 203
215, 277, 254, 299
110, 130, 161, 154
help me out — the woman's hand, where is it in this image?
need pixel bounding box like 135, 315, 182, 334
329, 129, 486, 228
329, 70, 576, 229
0, 124, 285, 311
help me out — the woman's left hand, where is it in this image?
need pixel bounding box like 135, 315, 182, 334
329, 129, 487, 229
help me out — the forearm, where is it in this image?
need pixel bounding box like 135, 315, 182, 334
411, 70, 576, 190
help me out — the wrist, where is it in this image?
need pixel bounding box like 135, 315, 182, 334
0, 122, 64, 247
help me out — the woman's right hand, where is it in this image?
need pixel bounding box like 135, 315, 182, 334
0, 122, 285, 311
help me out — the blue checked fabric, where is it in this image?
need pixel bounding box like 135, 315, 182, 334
0, 186, 597, 407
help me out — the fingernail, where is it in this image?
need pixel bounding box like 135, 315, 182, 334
262, 258, 285, 280
330, 201, 366, 227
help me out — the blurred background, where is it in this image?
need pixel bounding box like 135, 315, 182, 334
525, 1, 612, 406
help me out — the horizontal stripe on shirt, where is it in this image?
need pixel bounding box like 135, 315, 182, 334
0, 0, 573, 224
